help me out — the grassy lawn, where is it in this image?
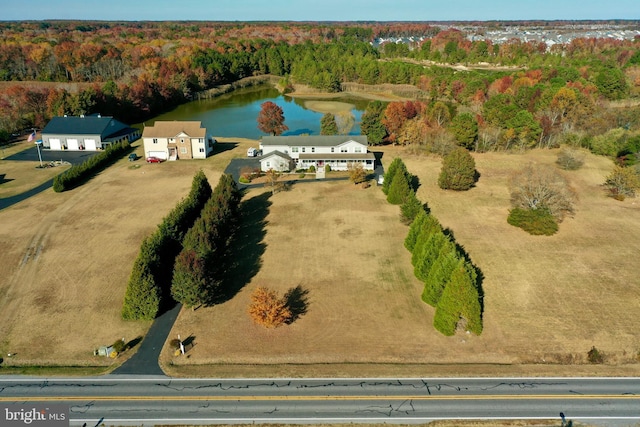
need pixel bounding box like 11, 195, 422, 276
1, 137, 639, 377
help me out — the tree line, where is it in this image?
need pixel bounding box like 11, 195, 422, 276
382, 157, 483, 336
122, 170, 214, 320
1, 21, 639, 163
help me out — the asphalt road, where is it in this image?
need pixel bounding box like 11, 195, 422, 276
0, 377, 638, 426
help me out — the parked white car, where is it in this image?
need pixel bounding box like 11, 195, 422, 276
247, 147, 257, 157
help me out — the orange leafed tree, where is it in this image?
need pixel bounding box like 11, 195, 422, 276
248, 286, 292, 328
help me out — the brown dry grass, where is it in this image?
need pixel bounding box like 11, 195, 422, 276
0, 137, 253, 367
162, 146, 640, 377
1, 137, 639, 377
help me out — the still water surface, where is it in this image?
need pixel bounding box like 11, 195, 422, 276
145, 86, 368, 140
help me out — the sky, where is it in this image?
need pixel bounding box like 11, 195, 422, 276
2, 0, 639, 21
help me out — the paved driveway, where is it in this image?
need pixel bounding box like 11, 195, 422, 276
5, 146, 99, 165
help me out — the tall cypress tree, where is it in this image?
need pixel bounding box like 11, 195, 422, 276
422, 241, 459, 306
382, 157, 405, 195
405, 210, 428, 252
387, 169, 411, 205
433, 260, 482, 336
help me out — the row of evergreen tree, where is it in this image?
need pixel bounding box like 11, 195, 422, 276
52, 140, 130, 192
382, 158, 483, 336
171, 174, 241, 309
121, 170, 213, 320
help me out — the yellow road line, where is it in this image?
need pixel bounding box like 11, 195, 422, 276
0, 394, 638, 402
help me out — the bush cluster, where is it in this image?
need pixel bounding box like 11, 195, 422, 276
406, 210, 483, 336
171, 174, 241, 309
438, 147, 477, 191
53, 140, 131, 192
507, 207, 559, 236
121, 170, 212, 320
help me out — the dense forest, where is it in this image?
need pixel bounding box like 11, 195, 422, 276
1, 20, 639, 159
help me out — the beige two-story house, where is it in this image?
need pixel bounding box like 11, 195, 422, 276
142, 121, 214, 160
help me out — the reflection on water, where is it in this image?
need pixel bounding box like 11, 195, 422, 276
144, 86, 367, 139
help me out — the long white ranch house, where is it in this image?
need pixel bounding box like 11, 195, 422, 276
259, 135, 376, 172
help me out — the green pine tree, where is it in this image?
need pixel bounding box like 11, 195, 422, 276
400, 190, 423, 225
121, 260, 161, 320
433, 260, 482, 336
320, 113, 338, 135
438, 147, 477, 191
382, 157, 405, 195
405, 210, 428, 252
415, 232, 450, 285
422, 241, 459, 306
387, 169, 411, 205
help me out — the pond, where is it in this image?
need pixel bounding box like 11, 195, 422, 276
144, 85, 370, 140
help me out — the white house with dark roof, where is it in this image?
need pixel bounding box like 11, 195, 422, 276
259, 135, 375, 172
142, 121, 213, 160
41, 115, 140, 151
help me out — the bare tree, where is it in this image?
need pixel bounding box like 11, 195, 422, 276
265, 168, 281, 194
509, 163, 576, 221
335, 111, 355, 135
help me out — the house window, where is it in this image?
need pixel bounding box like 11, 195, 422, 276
292, 147, 299, 153
199, 147, 205, 153
169, 138, 175, 143
341, 147, 348, 153
354, 146, 362, 153
180, 147, 187, 154
266, 161, 271, 168
311, 147, 315, 153
331, 147, 335, 153
302, 147, 306, 153
180, 138, 185, 144
152, 138, 158, 144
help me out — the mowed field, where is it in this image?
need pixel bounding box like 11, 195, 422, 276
0, 138, 248, 366
163, 146, 640, 376
1, 137, 639, 375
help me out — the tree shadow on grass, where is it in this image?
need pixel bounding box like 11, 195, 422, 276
284, 285, 310, 324
124, 336, 143, 351
213, 191, 271, 304
0, 174, 14, 185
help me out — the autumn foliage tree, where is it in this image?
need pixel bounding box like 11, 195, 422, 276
257, 101, 288, 136
248, 286, 292, 328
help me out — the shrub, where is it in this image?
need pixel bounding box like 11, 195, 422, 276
239, 176, 250, 184
308, 165, 316, 172
438, 147, 477, 191
556, 147, 585, 170
604, 165, 640, 199
248, 286, 292, 328
324, 164, 331, 173
509, 164, 575, 222
53, 140, 131, 192
507, 207, 559, 235
111, 339, 125, 353
587, 346, 604, 364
